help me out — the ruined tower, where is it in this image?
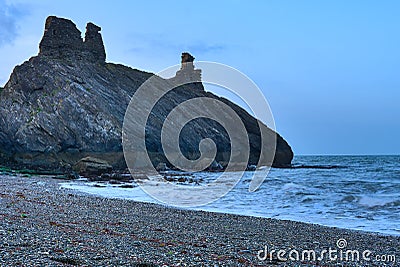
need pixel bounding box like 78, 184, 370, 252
39, 16, 106, 63
174, 52, 202, 83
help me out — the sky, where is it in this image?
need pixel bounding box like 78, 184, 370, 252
0, 0, 399, 155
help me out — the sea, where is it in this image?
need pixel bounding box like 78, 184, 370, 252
61, 155, 400, 236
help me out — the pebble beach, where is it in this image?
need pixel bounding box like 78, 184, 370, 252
0, 175, 398, 266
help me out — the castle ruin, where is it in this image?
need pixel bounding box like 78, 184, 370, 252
39, 16, 106, 63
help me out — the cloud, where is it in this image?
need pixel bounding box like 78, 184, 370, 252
186, 43, 226, 54
0, 1, 29, 46
127, 32, 227, 56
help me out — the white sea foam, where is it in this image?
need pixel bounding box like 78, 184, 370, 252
60, 155, 400, 236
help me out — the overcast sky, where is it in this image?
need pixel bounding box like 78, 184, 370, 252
1, 0, 399, 155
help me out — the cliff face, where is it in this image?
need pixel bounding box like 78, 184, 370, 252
0, 16, 293, 171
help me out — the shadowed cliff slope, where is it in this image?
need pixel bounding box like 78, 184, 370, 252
0, 16, 293, 172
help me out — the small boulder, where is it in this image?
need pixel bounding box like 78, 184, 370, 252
246, 165, 257, 171
67, 171, 80, 180
177, 177, 187, 183
208, 160, 223, 171
73, 156, 112, 177
156, 162, 169, 172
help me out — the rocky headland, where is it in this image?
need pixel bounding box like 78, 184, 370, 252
0, 16, 293, 175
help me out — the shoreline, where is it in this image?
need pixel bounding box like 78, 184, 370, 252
1, 175, 398, 266
61, 178, 400, 238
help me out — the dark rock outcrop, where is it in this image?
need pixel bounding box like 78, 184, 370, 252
0, 16, 293, 172
73, 156, 112, 177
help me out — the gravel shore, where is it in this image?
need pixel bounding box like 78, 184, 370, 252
0, 175, 398, 266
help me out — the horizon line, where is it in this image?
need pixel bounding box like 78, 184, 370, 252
295, 154, 400, 156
